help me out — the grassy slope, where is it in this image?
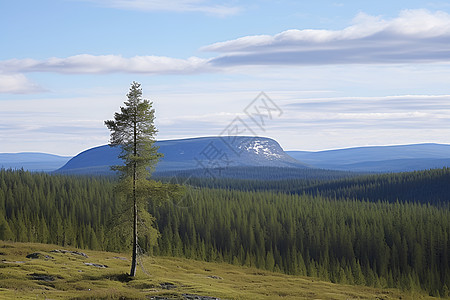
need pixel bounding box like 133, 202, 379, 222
0, 241, 435, 300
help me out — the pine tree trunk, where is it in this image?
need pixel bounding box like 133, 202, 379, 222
130, 189, 137, 276
130, 121, 138, 277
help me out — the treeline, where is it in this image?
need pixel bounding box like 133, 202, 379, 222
168, 167, 450, 206
0, 168, 449, 296
298, 167, 450, 206
155, 166, 359, 181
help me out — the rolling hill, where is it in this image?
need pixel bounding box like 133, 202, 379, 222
55, 136, 307, 175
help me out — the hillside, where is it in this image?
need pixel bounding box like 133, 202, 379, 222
293, 167, 450, 205
171, 167, 450, 205
55, 136, 307, 175
155, 166, 357, 180
0, 241, 434, 299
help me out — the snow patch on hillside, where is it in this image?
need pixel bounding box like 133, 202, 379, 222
240, 139, 283, 159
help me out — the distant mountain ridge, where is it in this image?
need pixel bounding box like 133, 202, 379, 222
286, 143, 450, 172
0, 153, 71, 172
3, 140, 450, 175
56, 136, 306, 175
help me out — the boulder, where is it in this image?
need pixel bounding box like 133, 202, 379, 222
84, 262, 108, 268
51, 249, 88, 258
26, 252, 54, 260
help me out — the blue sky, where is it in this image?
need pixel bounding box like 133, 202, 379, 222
1, 0, 450, 155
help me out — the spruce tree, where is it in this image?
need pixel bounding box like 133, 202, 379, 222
105, 81, 182, 276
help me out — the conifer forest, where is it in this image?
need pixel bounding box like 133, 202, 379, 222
0, 168, 449, 297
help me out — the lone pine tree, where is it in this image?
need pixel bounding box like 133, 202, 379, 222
105, 81, 183, 276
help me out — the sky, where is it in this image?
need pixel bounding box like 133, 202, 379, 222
1, 0, 450, 156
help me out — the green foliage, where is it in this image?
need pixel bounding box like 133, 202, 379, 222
0, 169, 121, 250
168, 167, 450, 206
292, 167, 450, 206
105, 82, 161, 178
157, 166, 359, 181
0, 213, 13, 240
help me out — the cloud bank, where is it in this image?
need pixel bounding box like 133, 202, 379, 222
0, 55, 210, 75
205, 9, 450, 66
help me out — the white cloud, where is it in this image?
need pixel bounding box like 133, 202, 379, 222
0, 55, 210, 75
2, 9, 450, 80
0, 73, 45, 94
203, 9, 450, 66
83, 0, 241, 17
